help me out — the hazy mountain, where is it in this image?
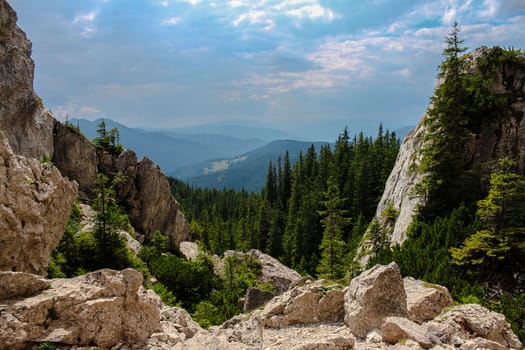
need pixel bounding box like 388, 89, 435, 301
147, 120, 294, 141
71, 118, 266, 174
184, 140, 331, 192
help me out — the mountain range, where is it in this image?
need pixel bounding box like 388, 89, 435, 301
70, 118, 413, 192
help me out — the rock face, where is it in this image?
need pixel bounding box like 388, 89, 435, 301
0, 269, 161, 350
366, 120, 426, 247
403, 277, 454, 323
344, 262, 408, 337
52, 122, 98, 198
114, 150, 191, 246
0, 136, 77, 275
0, 0, 55, 160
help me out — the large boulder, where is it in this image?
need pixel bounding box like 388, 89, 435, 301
0, 136, 77, 275
427, 303, 522, 350
404, 277, 454, 323
261, 280, 345, 328
0, 0, 55, 160
248, 249, 302, 293
0, 269, 161, 350
344, 262, 408, 338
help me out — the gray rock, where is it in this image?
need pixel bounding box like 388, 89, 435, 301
261, 280, 345, 328
0, 271, 49, 300
0, 269, 161, 350
381, 316, 434, 348
344, 262, 408, 338
0, 136, 77, 275
52, 122, 98, 197
429, 303, 522, 350
403, 277, 453, 323
0, 0, 55, 160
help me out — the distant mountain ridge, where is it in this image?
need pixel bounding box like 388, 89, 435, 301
184, 140, 331, 192
70, 118, 266, 174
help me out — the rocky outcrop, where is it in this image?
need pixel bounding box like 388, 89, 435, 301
344, 262, 408, 337
0, 269, 161, 350
0, 0, 55, 160
260, 280, 345, 328
52, 122, 98, 198
114, 150, 191, 246
427, 303, 522, 350
404, 277, 454, 323
359, 47, 525, 265
0, 136, 77, 275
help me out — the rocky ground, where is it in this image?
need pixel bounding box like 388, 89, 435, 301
1, 262, 521, 350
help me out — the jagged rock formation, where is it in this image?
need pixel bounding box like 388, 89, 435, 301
0, 269, 161, 350
1, 0, 191, 249
0, 136, 77, 275
359, 46, 525, 264
0, 0, 55, 160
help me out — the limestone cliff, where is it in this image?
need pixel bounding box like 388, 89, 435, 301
0, 135, 77, 275
0, 0, 55, 160
359, 46, 525, 264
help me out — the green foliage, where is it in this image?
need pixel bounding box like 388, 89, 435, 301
419, 25, 509, 219
150, 283, 178, 307
450, 159, 525, 277
149, 254, 215, 310
37, 342, 56, 350
92, 119, 123, 155
317, 176, 350, 281
192, 301, 221, 328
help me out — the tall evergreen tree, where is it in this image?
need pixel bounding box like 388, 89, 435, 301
317, 176, 349, 280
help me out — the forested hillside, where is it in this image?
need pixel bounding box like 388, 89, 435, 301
170, 125, 400, 277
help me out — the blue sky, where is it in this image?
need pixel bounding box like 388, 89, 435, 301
9, 0, 525, 140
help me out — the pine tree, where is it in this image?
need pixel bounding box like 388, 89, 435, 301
420, 22, 470, 216
450, 158, 525, 274
317, 176, 350, 280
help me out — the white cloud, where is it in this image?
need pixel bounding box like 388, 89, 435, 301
162, 16, 182, 25
478, 0, 500, 19
73, 11, 96, 23
286, 4, 337, 21
233, 10, 275, 30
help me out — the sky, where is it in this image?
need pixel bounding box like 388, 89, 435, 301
9, 0, 525, 140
